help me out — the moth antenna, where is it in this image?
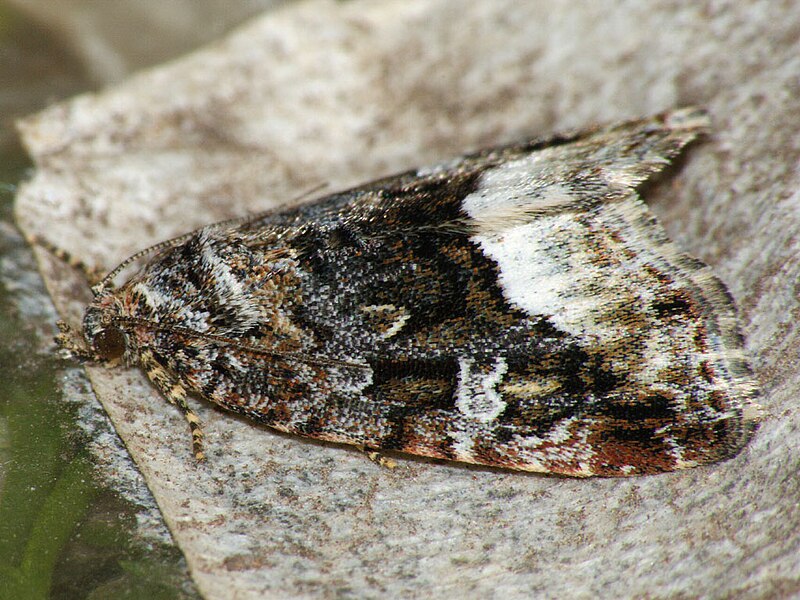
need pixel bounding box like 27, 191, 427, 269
96, 183, 330, 294
94, 231, 201, 295
223, 182, 331, 230
111, 316, 370, 370
288, 181, 329, 204
25, 233, 106, 286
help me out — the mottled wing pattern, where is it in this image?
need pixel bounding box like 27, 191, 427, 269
90, 108, 759, 476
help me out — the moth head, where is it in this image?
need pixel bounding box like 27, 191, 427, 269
82, 299, 128, 362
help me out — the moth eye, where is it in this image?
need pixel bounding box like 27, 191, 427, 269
93, 326, 127, 361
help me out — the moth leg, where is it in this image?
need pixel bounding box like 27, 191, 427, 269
26, 233, 105, 285
361, 446, 397, 469
140, 349, 206, 462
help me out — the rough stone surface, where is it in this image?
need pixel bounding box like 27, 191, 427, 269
15, 1, 800, 598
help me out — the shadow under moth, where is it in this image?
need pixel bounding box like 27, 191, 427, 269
52, 107, 759, 477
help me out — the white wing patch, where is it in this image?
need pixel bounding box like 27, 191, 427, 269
455, 357, 508, 423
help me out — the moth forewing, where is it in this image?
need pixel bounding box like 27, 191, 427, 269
56, 108, 758, 476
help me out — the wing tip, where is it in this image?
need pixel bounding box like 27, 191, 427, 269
661, 106, 711, 132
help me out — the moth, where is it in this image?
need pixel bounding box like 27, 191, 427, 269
55, 107, 759, 477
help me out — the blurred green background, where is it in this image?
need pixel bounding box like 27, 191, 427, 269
0, 2, 288, 597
